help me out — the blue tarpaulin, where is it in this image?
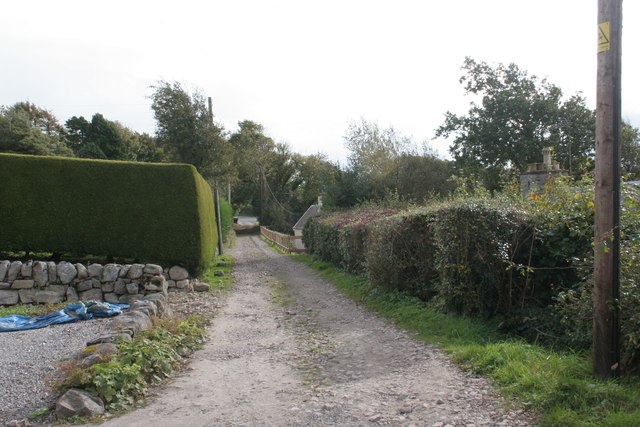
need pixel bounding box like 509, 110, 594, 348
0, 301, 129, 332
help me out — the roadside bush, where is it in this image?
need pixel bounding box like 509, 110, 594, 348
365, 208, 439, 300
548, 181, 640, 373
303, 212, 342, 265
303, 178, 640, 373
431, 199, 537, 317
303, 208, 399, 273
58, 315, 206, 410
219, 197, 234, 241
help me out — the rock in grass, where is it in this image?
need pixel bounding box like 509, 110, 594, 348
55, 388, 105, 419
194, 281, 211, 292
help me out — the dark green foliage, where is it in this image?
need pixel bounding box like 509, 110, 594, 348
303, 208, 400, 273
86, 113, 129, 160
0, 153, 216, 274
218, 197, 233, 241
150, 80, 231, 180
0, 102, 73, 157
76, 141, 107, 159
364, 209, 438, 300
304, 178, 640, 374
436, 57, 596, 189
66, 113, 161, 162
431, 200, 535, 317
307, 201, 538, 317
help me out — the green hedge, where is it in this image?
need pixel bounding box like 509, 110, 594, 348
219, 197, 233, 241
364, 207, 439, 301
0, 153, 217, 274
303, 208, 399, 273
429, 200, 535, 317
305, 200, 546, 317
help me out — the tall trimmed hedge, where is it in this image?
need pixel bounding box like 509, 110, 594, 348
0, 153, 217, 274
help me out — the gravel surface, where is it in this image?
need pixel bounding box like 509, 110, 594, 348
2, 235, 538, 426
84, 235, 538, 427
0, 292, 223, 427
0, 317, 113, 425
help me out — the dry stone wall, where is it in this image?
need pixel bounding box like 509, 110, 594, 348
0, 260, 195, 306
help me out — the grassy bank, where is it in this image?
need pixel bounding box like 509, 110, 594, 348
293, 253, 640, 427
202, 254, 234, 293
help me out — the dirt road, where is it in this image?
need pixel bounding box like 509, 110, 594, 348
91, 235, 535, 426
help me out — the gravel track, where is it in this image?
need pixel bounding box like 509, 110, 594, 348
1, 235, 538, 426
84, 235, 538, 426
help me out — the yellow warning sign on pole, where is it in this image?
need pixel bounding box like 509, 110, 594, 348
598, 21, 610, 53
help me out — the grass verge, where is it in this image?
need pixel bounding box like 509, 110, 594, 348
293, 253, 640, 427
0, 302, 67, 318
201, 254, 234, 293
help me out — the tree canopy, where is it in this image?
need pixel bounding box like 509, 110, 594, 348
150, 80, 231, 180
0, 102, 73, 157
343, 118, 453, 202
436, 57, 595, 189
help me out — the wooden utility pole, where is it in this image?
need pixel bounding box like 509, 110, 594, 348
594, 0, 622, 379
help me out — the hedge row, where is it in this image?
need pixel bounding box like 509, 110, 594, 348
303, 208, 400, 273
303, 198, 585, 318
0, 153, 217, 274
218, 197, 234, 241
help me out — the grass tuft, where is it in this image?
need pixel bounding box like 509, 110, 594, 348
201, 254, 234, 293
0, 302, 67, 318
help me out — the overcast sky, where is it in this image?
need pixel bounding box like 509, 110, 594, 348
2, 0, 638, 164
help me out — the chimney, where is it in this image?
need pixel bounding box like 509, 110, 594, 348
317, 195, 323, 207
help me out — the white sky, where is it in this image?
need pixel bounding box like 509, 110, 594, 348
2, 0, 638, 164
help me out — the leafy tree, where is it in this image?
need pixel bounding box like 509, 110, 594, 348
65, 116, 90, 153
129, 132, 166, 163
0, 102, 73, 157
435, 57, 595, 189
261, 142, 297, 232
150, 81, 231, 179
344, 118, 411, 198
341, 118, 453, 203
227, 121, 341, 232
86, 114, 130, 160
290, 153, 340, 210
228, 120, 299, 230
621, 121, 640, 180
229, 120, 276, 214
329, 168, 372, 208
393, 153, 454, 200
66, 114, 163, 162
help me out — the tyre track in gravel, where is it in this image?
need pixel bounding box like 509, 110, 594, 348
88, 235, 537, 426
